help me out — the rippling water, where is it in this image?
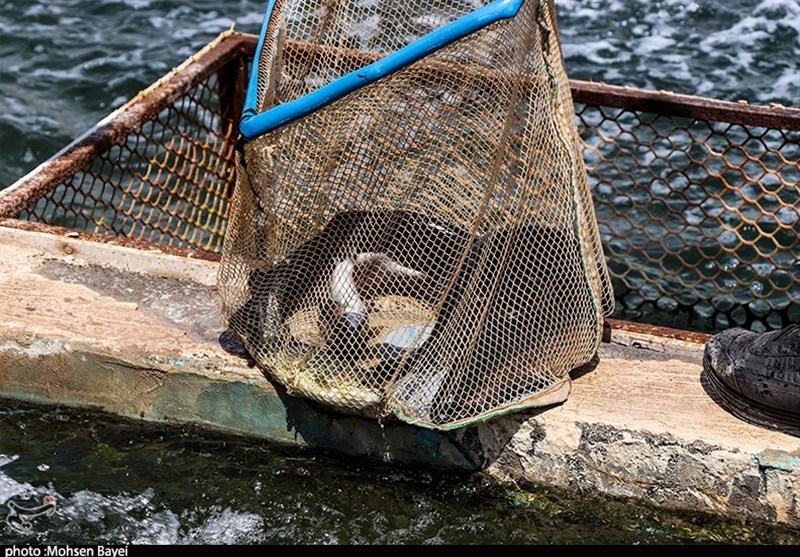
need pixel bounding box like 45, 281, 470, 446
1, 0, 798, 189
2, 400, 799, 544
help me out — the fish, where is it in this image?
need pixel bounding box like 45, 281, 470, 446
230, 209, 472, 360
325, 251, 434, 369
329, 251, 427, 328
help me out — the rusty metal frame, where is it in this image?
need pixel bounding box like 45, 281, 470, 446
0, 30, 797, 343
0, 30, 251, 228
573, 81, 800, 132
4, 30, 799, 219
0, 30, 254, 259
604, 318, 711, 346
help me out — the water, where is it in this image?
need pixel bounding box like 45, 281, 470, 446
1, 399, 799, 545
1, 0, 799, 545
1, 0, 798, 190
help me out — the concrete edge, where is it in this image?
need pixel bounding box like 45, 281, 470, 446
1, 226, 798, 533
0, 336, 476, 471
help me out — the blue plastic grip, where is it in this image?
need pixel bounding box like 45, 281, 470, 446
240, 0, 525, 140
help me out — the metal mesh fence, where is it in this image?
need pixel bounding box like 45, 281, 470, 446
1, 30, 797, 340
577, 104, 800, 333
17, 72, 234, 253
0, 33, 246, 256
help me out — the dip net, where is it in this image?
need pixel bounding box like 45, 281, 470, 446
218, 0, 614, 429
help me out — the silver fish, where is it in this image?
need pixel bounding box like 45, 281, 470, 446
329, 252, 426, 328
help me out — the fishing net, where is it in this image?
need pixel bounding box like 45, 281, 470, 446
218, 0, 614, 429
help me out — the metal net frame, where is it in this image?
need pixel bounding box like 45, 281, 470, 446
574, 94, 800, 333
0, 32, 248, 258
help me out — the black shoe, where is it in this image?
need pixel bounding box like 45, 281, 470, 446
703, 324, 800, 437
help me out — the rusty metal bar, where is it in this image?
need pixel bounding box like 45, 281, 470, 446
279, 40, 553, 91
604, 318, 712, 346
571, 80, 800, 131
0, 30, 252, 219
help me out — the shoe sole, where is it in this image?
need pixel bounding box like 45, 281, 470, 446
703, 350, 800, 438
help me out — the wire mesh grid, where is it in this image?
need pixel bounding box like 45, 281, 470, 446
576, 104, 800, 333
7, 69, 237, 254
0, 31, 797, 340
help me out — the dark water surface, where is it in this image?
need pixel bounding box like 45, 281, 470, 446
1, 0, 798, 190
1, 0, 800, 546
1, 399, 799, 545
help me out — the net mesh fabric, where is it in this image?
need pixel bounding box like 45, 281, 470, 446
218, 0, 614, 429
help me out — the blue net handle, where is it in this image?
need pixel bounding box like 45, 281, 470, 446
240, 0, 525, 140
